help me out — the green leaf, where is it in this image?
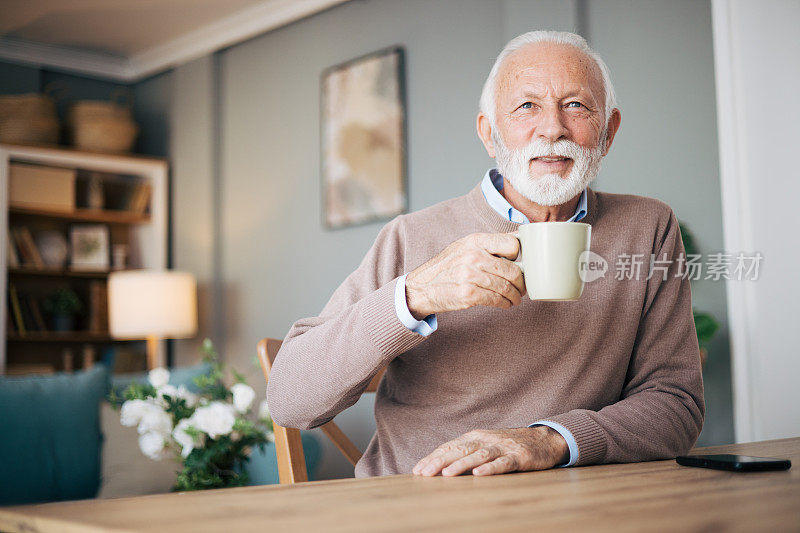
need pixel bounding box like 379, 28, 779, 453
183, 425, 202, 440
163, 396, 195, 422
694, 310, 720, 348
122, 381, 157, 401
125, 337, 277, 492
107, 388, 123, 409
679, 221, 698, 257
231, 369, 247, 385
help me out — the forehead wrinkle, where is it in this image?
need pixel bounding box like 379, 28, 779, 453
496, 43, 606, 111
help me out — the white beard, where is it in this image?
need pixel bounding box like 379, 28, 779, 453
493, 133, 605, 206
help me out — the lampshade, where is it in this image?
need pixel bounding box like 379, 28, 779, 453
108, 270, 197, 339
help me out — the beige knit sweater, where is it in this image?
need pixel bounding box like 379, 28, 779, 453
266, 184, 705, 477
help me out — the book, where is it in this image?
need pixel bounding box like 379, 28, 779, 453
12, 227, 45, 268
88, 280, 109, 333
62, 349, 74, 372
27, 294, 47, 332
17, 294, 37, 332
7, 229, 20, 267
127, 181, 152, 214
90, 172, 140, 211
82, 345, 97, 369
6, 302, 16, 332
8, 283, 26, 334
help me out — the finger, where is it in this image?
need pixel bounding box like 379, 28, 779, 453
414, 440, 482, 476
470, 271, 521, 306
472, 454, 519, 476
477, 257, 525, 297
441, 446, 503, 477
413, 441, 462, 475
469, 233, 519, 260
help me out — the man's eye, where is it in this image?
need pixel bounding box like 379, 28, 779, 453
520, 102, 533, 109
566, 101, 584, 108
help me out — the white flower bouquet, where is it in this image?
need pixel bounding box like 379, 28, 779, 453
111, 339, 274, 491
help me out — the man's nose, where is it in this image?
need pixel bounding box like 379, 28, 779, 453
535, 106, 569, 142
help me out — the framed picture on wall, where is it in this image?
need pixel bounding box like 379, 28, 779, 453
321, 46, 407, 229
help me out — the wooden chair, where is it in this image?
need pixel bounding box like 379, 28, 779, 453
257, 338, 384, 484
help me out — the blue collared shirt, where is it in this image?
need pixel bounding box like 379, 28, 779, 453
393, 169, 587, 466
480, 168, 587, 225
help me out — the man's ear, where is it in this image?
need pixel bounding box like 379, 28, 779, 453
477, 113, 496, 158
601, 108, 622, 156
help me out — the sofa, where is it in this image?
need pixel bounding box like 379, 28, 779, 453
0, 364, 320, 505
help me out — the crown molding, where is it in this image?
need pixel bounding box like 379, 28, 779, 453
0, 0, 349, 83
0, 37, 133, 80
128, 0, 349, 80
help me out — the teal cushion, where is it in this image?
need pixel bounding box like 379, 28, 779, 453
246, 433, 322, 484
110, 362, 212, 398
0, 365, 109, 505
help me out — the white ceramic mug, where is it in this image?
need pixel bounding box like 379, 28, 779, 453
514, 222, 592, 301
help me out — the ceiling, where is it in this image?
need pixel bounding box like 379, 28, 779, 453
0, 0, 349, 81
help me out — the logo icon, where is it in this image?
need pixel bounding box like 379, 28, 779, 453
579, 251, 608, 283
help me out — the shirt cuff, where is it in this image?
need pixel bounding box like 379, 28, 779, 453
394, 273, 438, 337
529, 420, 579, 467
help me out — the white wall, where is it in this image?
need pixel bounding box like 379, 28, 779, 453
712, 0, 800, 442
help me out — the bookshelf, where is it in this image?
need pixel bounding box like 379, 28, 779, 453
7, 267, 111, 279
0, 143, 168, 375
9, 206, 151, 225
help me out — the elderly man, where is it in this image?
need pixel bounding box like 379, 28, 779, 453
266, 31, 704, 478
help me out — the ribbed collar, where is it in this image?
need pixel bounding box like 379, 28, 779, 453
467, 180, 599, 233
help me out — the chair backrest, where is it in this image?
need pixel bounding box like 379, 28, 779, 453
257, 338, 385, 484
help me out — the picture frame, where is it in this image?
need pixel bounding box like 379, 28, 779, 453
321, 46, 407, 229
69, 224, 110, 271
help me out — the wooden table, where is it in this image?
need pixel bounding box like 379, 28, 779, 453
1, 438, 798, 532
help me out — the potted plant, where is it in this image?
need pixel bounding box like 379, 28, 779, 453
110, 339, 275, 491
43, 287, 82, 331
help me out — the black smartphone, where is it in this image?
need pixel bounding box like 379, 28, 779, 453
676, 454, 791, 472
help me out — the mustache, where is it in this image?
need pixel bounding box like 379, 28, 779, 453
522, 139, 592, 161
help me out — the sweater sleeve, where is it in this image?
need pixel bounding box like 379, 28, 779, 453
266, 216, 429, 430
539, 210, 705, 465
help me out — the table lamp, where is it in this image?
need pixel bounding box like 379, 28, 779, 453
108, 270, 197, 369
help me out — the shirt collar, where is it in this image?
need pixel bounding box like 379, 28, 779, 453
480, 168, 587, 224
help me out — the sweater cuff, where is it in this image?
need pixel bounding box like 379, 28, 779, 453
362, 277, 430, 360
539, 410, 607, 466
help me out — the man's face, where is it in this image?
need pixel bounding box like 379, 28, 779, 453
494, 42, 608, 179
479, 42, 619, 206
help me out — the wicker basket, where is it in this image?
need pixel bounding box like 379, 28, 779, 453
67, 89, 138, 153
0, 93, 60, 145
67, 100, 132, 122
70, 118, 138, 153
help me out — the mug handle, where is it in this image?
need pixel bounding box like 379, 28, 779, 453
512, 231, 524, 273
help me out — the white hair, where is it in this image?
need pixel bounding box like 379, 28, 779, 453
479, 30, 617, 126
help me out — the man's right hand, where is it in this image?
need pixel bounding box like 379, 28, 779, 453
405, 233, 525, 319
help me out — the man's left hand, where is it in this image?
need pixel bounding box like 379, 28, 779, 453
412, 426, 569, 477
